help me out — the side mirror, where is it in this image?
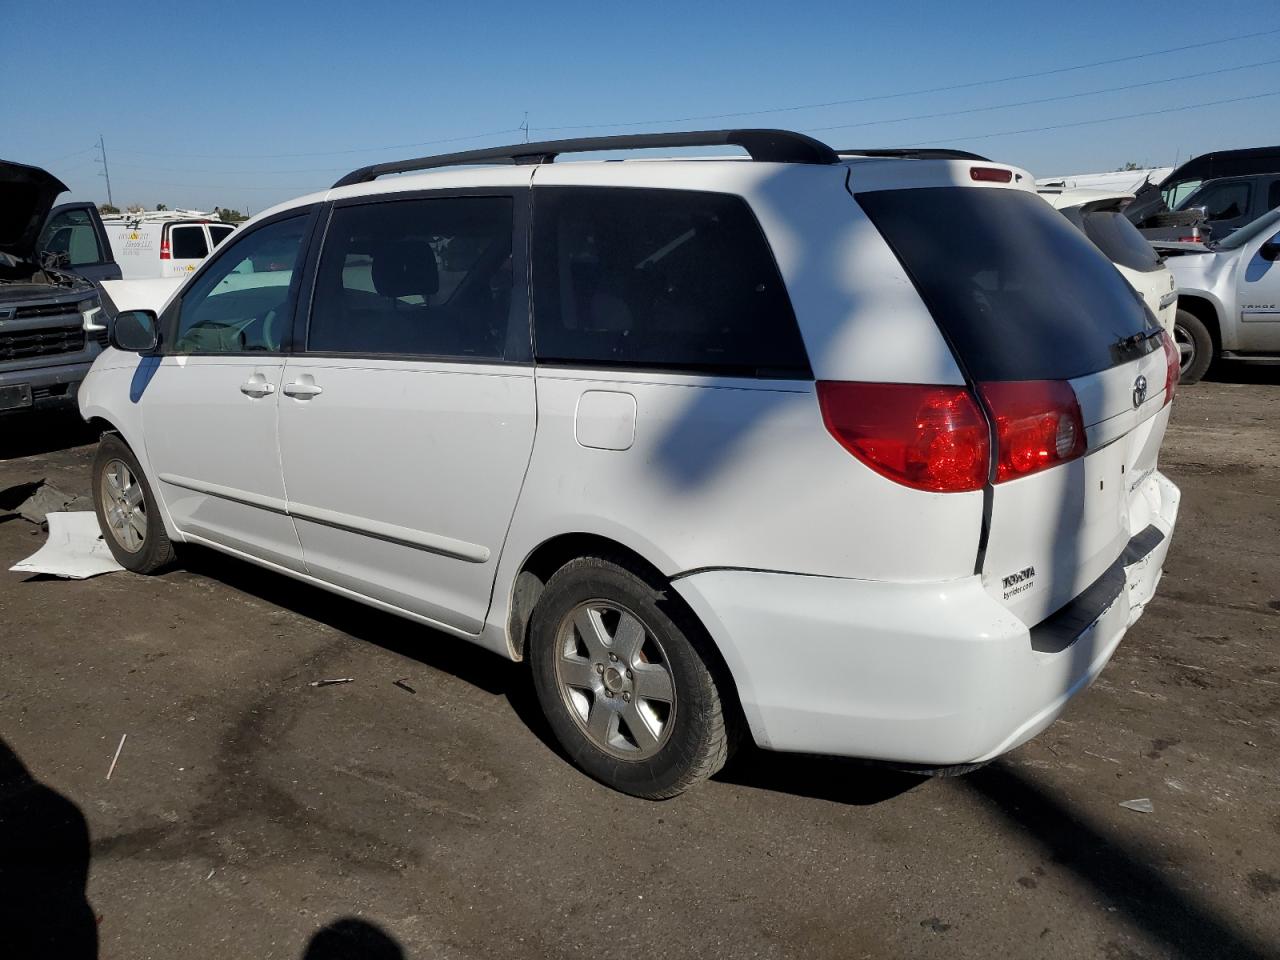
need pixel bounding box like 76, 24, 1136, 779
1260, 238, 1280, 262
109, 309, 160, 352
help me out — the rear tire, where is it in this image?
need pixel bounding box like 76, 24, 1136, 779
1174, 308, 1213, 384
91, 433, 175, 574
528, 555, 734, 799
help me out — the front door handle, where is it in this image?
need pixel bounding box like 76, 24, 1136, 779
240, 376, 275, 399
282, 380, 323, 399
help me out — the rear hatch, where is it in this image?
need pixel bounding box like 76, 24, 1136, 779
858, 184, 1173, 626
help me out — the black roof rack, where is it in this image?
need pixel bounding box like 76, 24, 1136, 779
333, 129, 840, 187
837, 147, 990, 162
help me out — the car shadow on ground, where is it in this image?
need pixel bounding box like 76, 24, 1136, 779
0, 735, 408, 960
173, 546, 925, 804
1204, 360, 1280, 385
0, 410, 99, 460
964, 762, 1274, 960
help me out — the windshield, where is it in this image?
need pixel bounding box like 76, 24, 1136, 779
857, 187, 1160, 381
1217, 206, 1280, 251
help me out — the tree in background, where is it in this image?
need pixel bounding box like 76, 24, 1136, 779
156, 202, 168, 211
214, 206, 248, 223
99, 203, 120, 214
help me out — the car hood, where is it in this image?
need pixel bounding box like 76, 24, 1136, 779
0, 160, 69, 261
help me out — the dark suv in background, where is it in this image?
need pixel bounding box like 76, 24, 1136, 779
1127, 145, 1280, 242
1, 160, 121, 415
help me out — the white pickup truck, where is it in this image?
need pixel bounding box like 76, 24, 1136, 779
1161, 208, 1280, 382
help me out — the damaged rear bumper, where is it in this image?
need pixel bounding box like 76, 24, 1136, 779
672, 471, 1180, 765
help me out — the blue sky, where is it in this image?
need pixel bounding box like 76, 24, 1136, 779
3, 0, 1277, 213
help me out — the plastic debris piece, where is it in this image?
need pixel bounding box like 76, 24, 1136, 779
17, 483, 85, 524
106, 734, 127, 780
10, 512, 125, 579
1119, 798, 1154, 813
393, 679, 416, 694
309, 678, 354, 688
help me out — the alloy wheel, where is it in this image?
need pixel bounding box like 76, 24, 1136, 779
553, 601, 677, 760
1174, 322, 1196, 377
100, 459, 147, 553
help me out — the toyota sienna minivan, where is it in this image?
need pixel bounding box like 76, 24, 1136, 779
81, 130, 1180, 798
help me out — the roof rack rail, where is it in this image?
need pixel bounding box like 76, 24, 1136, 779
333, 129, 840, 187
837, 147, 990, 162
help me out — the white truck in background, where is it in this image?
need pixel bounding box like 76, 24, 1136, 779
102, 211, 236, 280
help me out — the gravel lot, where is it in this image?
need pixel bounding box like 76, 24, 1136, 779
1, 369, 1278, 960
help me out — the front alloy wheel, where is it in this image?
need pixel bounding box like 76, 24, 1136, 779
100, 458, 147, 553
91, 432, 175, 573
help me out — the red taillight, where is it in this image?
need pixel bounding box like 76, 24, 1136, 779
978, 380, 1085, 483
970, 166, 1013, 183
160, 240, 171, 260
1161, 330, 1179, 404
817, 382, 989, 492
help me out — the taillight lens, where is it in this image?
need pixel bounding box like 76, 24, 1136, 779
1161, 330, 1179, 404
160, 240, 171, 260
817, 381, 989, 492
977, 380, 1085, 483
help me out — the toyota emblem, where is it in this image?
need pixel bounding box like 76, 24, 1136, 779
1132, 374, 1148, 408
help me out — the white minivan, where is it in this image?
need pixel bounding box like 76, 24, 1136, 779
103, 214, 236, 279
82, 130, 1180, 798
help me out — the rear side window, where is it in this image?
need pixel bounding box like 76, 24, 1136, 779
857, 187, 1159, 382
308, 196, 514, 360
170, 225, 209, 259
1081, 210, 1163, 273
1268, 179, 1280, 211
209, 225, 235, 247
1180, 180, 1251, 220
532, 187, 810, 378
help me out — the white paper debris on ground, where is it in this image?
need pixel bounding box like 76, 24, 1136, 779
1119, 798, 1155, 814
9, 511, 125, 579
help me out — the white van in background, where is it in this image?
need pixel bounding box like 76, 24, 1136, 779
1039, 187, 1179, 337
102, 211, 236, 279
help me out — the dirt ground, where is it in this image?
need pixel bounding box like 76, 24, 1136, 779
1, 368, 1277, 960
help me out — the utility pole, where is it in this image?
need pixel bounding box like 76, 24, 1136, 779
95, 134, 114, 208
521, 112, 529, 143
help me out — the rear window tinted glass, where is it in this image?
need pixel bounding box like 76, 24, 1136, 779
532, 187, 810, 378
1267, 179, 1280, 211
170, 225, 208, 259
209, 225, 235, 247
1081, 210, 1162, 272
308, 196, 514, 360
857, 187, 1159, 381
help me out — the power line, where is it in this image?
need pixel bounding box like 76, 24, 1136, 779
530, 26, 1280, 132
100, 56, 1280, 178
808, 56, 1280, 133
111, 126, 523, 161
902, 90, 1280, 146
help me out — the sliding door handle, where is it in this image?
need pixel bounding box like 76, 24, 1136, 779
240, 377, 275, 399
282, 381, 323, 399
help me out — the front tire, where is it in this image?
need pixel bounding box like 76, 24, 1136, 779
528, 555, 734, 799
91, 433, 175, 573
1174, 308, 1213, 384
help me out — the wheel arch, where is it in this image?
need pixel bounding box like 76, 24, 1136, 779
1176, 293, 1224, 353
501, 531, 748, 735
